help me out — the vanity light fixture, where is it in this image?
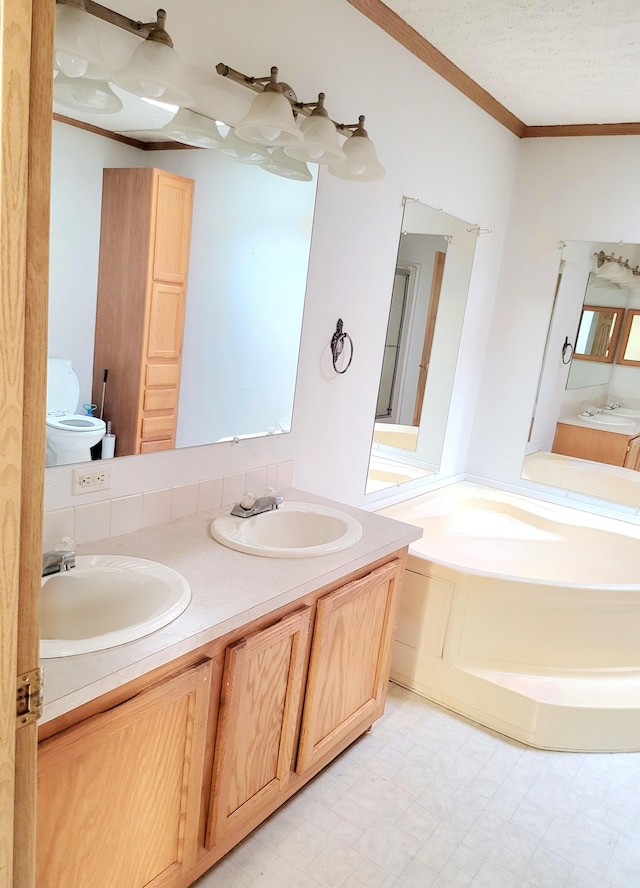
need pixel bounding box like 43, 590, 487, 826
216, 62, 385, 181
161, 108, 225, 149
594, 250, 639, 288
53, 72, 123, 113
54, 1, 194, 107
260, 148, 313, 182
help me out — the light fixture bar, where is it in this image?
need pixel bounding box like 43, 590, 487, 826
216, 62, 369, 133
80, 1, 170, 42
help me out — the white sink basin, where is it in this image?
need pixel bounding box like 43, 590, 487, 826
581, 413, 635, 427
39, 555, 191, 658
209, 502, 363, 558
612, 407, 640, 418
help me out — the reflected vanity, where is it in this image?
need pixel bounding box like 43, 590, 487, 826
48, 111, 318, 467
524, 241, 640, 508
365, 198, 478, 495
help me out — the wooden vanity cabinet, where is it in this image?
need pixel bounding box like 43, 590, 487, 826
36, 659, 212, 888
552, 421, 640, 469
92, 167, 194, 457
37, 553, 407, 888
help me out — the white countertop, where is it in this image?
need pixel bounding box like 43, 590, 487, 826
557, 415, 640, 436
41, 488, 422, 724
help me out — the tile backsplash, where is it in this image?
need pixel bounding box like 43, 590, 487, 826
42, 459, 294, 550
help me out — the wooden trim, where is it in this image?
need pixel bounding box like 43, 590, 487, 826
14, 0, 52, 884
523, 122, 640, 139
53, 112, 196, 151
346, 0, 526, 138
617, 309, 640, 366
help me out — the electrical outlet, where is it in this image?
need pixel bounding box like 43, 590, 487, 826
72, 466, 111, 495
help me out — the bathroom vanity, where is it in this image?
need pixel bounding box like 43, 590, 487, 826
552, 419, 640, 469
36, 491, 420, 888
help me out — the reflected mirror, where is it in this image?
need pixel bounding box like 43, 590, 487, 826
524, 240, 640, 509
48, 115, 317, 467
366, 198, 478, 494
618, 310, 640, 365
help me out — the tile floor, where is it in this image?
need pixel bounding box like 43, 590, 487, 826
195, 683, 640, 888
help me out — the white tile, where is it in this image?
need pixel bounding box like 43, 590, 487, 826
197, 477, 223, 513
289, 819, 334, 853
344, 774, 415, 823
245, 466, 267, 497
222, 472, 247, 506
224, 836, 277, 880
42, 508, 74, 550
170, 483, 199, 519
265, 463, 279, 491
252, 856, 322, 888
276, 459, 295, 489
74, 500, 110, 544
275, 833, 319, 870
431, 863, 473, 887
353, 820, 422, 876
194, 858, 252, 887
469, 859, 531, 888
523, 846, 573, 887
306, 835, 364, 887
109, 494, 143, 537
398, 857, 439, 887
141, 488, 172, 528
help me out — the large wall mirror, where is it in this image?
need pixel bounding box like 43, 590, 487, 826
524, 240, 640, 509
47, 115, 317, 467
366, 198, 478, 494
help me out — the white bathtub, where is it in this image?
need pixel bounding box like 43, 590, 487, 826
377, 482, 640, 752
523, 450, 640, 507
373, 422, 418, 451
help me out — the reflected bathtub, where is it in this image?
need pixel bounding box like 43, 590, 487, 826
523, 450, 640, 508
377, 482, 640, 751
373, 422, 418, 451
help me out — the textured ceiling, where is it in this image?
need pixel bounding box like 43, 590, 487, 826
382, 0, 640, 126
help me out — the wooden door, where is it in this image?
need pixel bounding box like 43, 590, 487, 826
4, 2, 52, 887
413, 250, 445, 426
207, 608, 311, 848
297, 560, 403, 774
37, 660, 212, 888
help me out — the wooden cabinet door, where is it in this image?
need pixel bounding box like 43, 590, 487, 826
624, 434, 640, 470
297, 560, 402, 774
153, 172, 194, 284
147, 282, 186, 360
206, 608, 311, 848
37, 659, 212, 888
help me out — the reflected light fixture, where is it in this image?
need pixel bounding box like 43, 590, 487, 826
53, 72, 123, 113
217, 62, 384, 182
161, 108, 225, 149
218, 129, 272, 164
260, 148, 313, 182
54, 1, 194, 108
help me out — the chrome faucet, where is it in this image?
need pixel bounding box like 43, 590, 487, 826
604, 402, 622, 410
42, 550, 76, 577
231, 493, 284, 518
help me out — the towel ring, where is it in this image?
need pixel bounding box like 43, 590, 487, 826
331, 319, 353, 374
562, 336, 574, 365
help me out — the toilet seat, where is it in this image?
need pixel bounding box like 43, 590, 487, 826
46, 413, 106, 433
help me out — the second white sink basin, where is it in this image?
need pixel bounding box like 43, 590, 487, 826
39, 555, 191, 658
210, 502, 363, 558
582, 413, 635, 427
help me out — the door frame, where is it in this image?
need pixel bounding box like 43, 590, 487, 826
1, 1, 52, 886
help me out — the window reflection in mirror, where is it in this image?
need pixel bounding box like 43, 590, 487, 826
617, 309, 640, 365
48, 118, 317, 467
523, 241, 640, 510
573, 303, 623, 363
366, 198, 478, 496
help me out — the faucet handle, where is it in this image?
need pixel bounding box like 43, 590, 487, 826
239, 492, 256, 510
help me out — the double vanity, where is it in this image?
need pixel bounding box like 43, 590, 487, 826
37, 490, 420, 888
552, 406, 640, 470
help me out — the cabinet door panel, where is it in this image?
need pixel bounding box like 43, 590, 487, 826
207, 608, 311, 848
37, 659, 211, 888
147, 282, 185, 359
153, 172, 194, 283
297, 560, 402, 773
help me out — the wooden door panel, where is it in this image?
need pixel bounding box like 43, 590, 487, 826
153, 173, 194, 283
37, 660, 211, 888
147, 283, 185, 359
207, 608, 311, 848
297, 560, 402, 773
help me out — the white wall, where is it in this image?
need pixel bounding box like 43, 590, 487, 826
468, 136, 640, 491
45, 0, 520, 512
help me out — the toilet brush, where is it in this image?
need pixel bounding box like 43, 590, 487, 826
99, 368, 108, 420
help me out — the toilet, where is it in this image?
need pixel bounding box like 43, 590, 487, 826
46, 358, 106, 467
